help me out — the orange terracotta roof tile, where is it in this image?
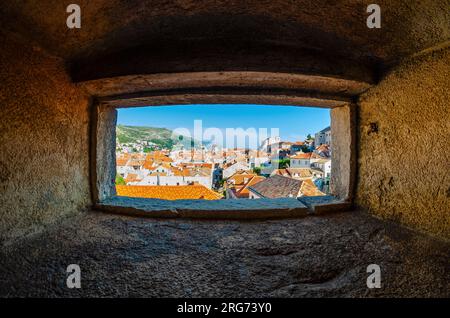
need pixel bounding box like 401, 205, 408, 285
228, 173, 257, 186
116, 158, 128, 166
161, 162, 172, 169
117, 153, 131, 160
310, 153, 324, 159
142, 160, 154, 170
127, 160, 144, 167
286, 168, 313, 178
236, 176, 265, 197
170, 168, 184, 176
116, 185, 222, 200
145, 152, 173, 163
124, 173, 142, 183
290, 153, 312, 159
300, 179, 325, 196
271, 169, 288, 176
316, 144, 330, 151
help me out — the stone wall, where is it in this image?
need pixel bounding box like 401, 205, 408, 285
330, 104, 356, 201
356, 47, 450, 240
94, 105, 117, 203
0, 30, 91, 245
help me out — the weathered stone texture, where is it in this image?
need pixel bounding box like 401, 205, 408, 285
94, 105, 117, 202
97, 196, 308, 219
0, 31, 91, 245
331, 104, 356, 200
356, 48, 450, 240
1, 1, 448, 65
0, 211, 448, 297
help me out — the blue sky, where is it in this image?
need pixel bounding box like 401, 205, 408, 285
117, 104, 330, 142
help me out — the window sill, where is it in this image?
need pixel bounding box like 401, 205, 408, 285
94, 196, 351, 219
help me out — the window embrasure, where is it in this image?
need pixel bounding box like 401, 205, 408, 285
92, 100, 355, 218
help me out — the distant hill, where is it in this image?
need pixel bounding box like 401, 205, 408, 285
116, 125, 205, 150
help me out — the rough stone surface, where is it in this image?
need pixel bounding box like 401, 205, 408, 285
95, 105, 117, 202
82, 72, 371, 99
0, 210, 448, 297
98, 196, 308, 219
331, 105, 356, 200
0, 30, 91, 245
356, 48, 450, 240
1, 1, 448, 64
0, 1, 449, 289
2, 0, 449, 91
92, 71, 364, 109
297, 196, 352, 214
103, 93, 347, 109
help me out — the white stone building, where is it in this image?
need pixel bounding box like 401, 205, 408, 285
314, 126, 331, 147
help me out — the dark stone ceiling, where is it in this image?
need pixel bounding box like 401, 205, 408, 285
1, 1, 448, 62
1, 1, 448, 87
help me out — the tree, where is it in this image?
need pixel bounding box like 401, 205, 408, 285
301, 145, 311, 153
115, 174, 126, 185
273, 158, 290, 169
280, 158, 290, 169
252, 167, 262, 175
307, 134, 313, 140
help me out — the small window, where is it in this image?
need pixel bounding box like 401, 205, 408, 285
113, 104, 332, 202
94, 88, 354, 218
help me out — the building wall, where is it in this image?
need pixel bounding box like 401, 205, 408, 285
223, 163, 249, 178
314, 128, 331, 147
356, 47, 450, 240
0, 31, 91, 244
248, 191, 261, 199
249, 157, 270, 168
290, 159, 310, 168
313, 160, 331, 178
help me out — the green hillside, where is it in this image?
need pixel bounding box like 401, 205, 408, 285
116, 125, 204, 150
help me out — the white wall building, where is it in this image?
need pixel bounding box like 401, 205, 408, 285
311, 158, 332, 178
314, 126, 331, 147
260, 136, 280, 152
290, 153, 312, 168
249, 156, 270, 169
223, 162, 250, 178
